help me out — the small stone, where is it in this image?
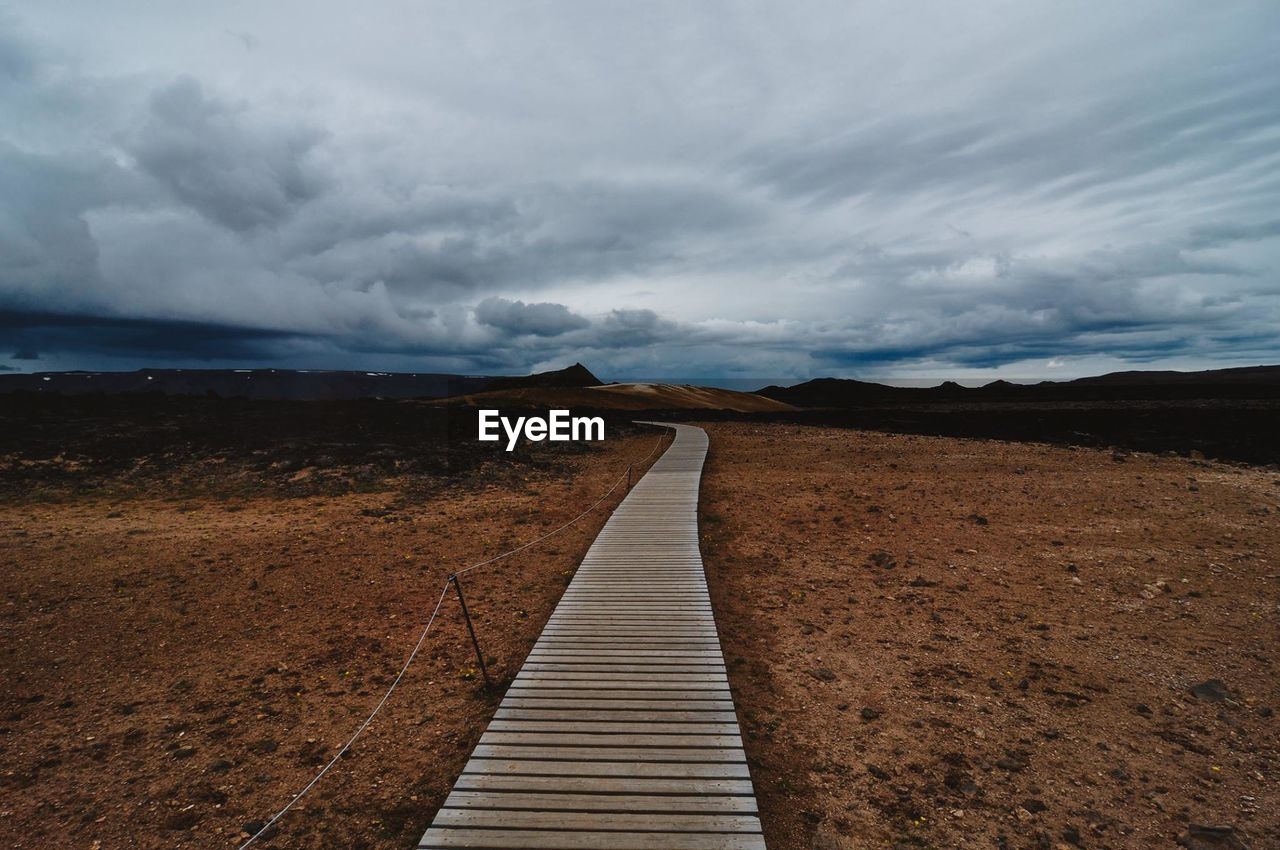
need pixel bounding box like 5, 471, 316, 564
811, 820, 851, 850
1176, 823, 1249, 849
165, 810, 201, 830
868, 550, 896, 570
172, 745, 197, 760
968, 513, 989, 525
806, 668, 837, 683
207, 758, 233, 773
1190, 680, 1233, 702
860, 707, 881, 722
866, 763, 890, 780
1024, 798, 1048, 813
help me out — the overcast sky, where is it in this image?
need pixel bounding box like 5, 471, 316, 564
2, 1, 1278, 382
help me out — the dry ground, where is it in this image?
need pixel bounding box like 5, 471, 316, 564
0, 429, 667, 849
699, 422, 1278, 850
4, 413, 1277, 850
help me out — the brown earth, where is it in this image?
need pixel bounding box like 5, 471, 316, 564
698, 422, 1279, 850
0, 412, 668, 849
4, 404, 1277, 850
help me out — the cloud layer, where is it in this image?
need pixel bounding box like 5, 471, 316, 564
2, 2, 1279, 380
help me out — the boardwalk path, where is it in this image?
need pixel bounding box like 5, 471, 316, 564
418, 423, 765, 849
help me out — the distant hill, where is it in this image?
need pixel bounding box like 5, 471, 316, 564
437, 382, 796, 413
0, 363, 602, 401
759, 365, 1280, 407
485, 362, 601, 391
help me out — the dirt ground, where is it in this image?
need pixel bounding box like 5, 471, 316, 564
4, 406, 1277, 850
698, 422, 1278, 850
0, 417, 667, 849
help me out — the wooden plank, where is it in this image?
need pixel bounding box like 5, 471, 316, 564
463, 759, 751, 778
494, 708, 740, 722
498, 697, 736, 711
453, 775, 756, 794
471, 745, 746, 762
430, 809, 763, 832
419, 829, 766, 850
487, 720, 742, 735
441, 791, 759, 814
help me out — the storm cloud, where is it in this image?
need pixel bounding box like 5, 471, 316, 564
1, 2, 1279, 380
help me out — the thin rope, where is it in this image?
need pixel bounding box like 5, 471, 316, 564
239, 581, 450, 848
237, 425, 670, 847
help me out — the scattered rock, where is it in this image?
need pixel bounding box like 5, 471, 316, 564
866, 763, 891, 780
907, 576, 938, 587
171, 745, 197, 760
860, 707, 881, 722
811, 820, 852, 850
867, 550, 896, 570
248, 738, 278, 754
1190, 680, 1233, 702
968, 513, 989, 525
996, 749, 1030, 772
165, 810, 201, 830
207, 758, 233, 773
806, 668, 837, 683
1176, 824, 1250, 849
1023, 798, 1048, 813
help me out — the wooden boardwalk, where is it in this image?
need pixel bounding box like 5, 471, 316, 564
418, 423, 764, 849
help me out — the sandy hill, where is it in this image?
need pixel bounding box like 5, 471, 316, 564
436, 382, 795, 413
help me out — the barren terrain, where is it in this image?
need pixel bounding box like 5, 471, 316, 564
3, 400, 1277, 850
0, 397, 667, 849
700, 422, 1278, 849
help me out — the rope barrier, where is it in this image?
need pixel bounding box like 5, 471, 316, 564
238, 425, 670, 848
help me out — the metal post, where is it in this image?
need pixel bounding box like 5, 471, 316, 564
449, 574, 492, 689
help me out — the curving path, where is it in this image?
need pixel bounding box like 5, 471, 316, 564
418, 423, 764, 849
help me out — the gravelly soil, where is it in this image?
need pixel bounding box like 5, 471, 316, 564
699, 422, 1278, 850
0, 414, 666, 849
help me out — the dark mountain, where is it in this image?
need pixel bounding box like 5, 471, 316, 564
758, 365, 1280, 407
1065, 365, 1280, 385
0, 363, 602, 401
485, 362, 601, 391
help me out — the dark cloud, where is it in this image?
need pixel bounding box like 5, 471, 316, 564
474, 297, 589, 337
0, 309, 310, 361
1, 4, 1278, 379
128, 77, 328, 232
